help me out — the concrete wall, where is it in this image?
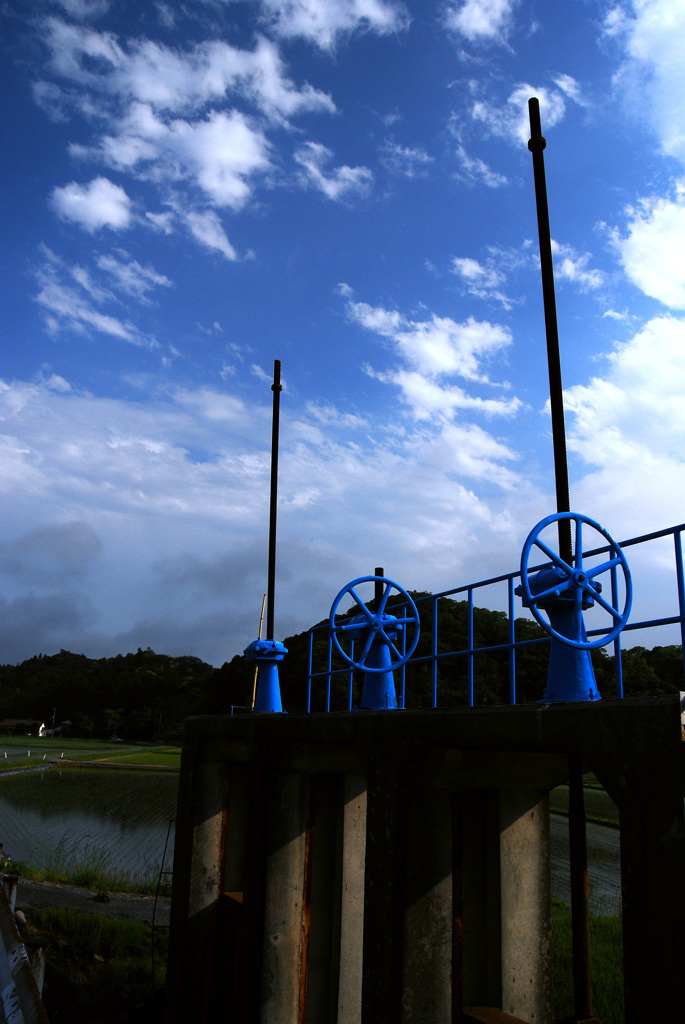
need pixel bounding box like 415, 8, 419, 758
165, 696, 685, 1024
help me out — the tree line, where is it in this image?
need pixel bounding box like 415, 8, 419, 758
0, 597, 682, 738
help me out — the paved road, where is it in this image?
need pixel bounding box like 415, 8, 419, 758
550, 813, 622, 916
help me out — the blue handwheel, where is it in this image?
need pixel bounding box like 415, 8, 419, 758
329, 576, 420, 672
520, 512, 632, 650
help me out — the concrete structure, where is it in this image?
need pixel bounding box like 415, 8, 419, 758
166, 695, 685, 1023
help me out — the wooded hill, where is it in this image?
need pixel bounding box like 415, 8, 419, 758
0, 595, 682, 739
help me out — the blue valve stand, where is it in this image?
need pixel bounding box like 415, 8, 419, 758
346, 613, 400, 709
522, 566, 599, 702
329, 576, 420, 711
244, 639, 287, 713
519, 512, 632, 703
360, 640, 399, 709
544, 623, 599, 702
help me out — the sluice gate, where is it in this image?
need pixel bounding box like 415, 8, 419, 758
166, 695, 685, 1023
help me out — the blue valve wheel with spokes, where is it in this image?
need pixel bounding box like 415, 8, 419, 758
329, 576, 420, 672
520, 511, 632, 650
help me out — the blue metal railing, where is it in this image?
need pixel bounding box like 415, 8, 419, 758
307, 522, 685, 710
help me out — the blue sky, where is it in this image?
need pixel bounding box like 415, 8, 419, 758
1, 0, 685, 666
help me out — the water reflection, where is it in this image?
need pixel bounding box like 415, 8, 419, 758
0, 769, 177, 884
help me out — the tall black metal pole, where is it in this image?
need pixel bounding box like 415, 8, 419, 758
528, 98, 594, 1023
266, 359, 282, 641
528, 97, 573, 567
374, 566, 384, 608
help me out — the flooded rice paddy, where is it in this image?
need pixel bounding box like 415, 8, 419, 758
0, 768, 176, 885
551, 813, 621, 916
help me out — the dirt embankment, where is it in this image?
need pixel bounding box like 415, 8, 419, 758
13, 877, 170, 925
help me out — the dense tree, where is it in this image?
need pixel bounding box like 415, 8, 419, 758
0, 648, 217, 740
0, 610, 681, 733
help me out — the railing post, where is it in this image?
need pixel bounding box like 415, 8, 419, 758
610, 560, 624, 698
432, 596, 439, 708
307, 630, 313, 713
674, 529, 685, 684
467, 590, 474, 707
508, 577, 516, 705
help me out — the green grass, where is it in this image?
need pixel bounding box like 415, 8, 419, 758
5, 857, 169, 896
552, 899, 624, 1023
32, 904, 162, 959
1, 841, 169, 896
550, 784, 620, 827
63, 746, 181, 768
98, 750, 181, 768
0, 759, 35, 771
0, 736, 129, 751
27, 905, 167, 1021
0, 741, 181, 771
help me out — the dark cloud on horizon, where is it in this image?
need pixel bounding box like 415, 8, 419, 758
0, 522, 103, 585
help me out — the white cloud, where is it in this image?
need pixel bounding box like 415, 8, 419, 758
346, 298, 512, 379
365, 365, 522, 422
444, 0, 519, 44
306, 402, 369, 430
69, 264, 111, 302
550, 240, 604, 291
379, 140, 433, 178
295, 142, 373, 201
32, 80, 71, 122
96, 250, 173, 301
565, 314, 685, 534
251, 364, 276, 385
454, 144, 508, 188
451, 255, 512, 306
610, 187, 685, 308
342, 290, 521, 423
42, 19, 335, 122
43, 17, 124, 84
0, 374, 536, 663
553, 73, 585, 105
567, 315, 685, 456
36, 275, 138, 343
38, 17, 340, 234
609, 0, 685, 164
50, 176, 132, 232
54, 0, 110, 18
155, 4, 176, 29
404, 421, 520, 488
171, 111, 272, 209
259, 0, 409, 50
185, 210, 238, 260
34, 246, 163, 344
171, 386, 251, 424
471, 82, 570, 146
145, 210, 176, 234
120, 34, 335, 122
88, 105, 272, 211
451, 240, 596, 307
